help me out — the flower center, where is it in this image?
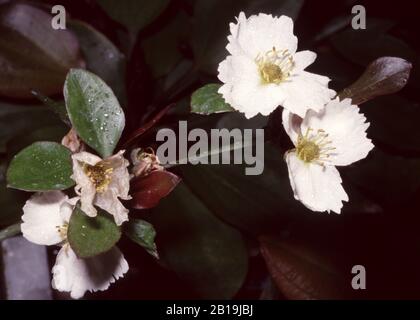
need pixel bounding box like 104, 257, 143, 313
296, 128, 335, 164
56, 223, 68, 241
83, 162, 113, 193
256, 47, 294, 84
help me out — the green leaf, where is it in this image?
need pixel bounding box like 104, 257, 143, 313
64, 69, 125, 158
69, 20, 127, 106
67, 204, 121, 258
125, 219, 158, 259
149, 183, 248, 299
0, 223, 21, 242
192, 0, 304, 74
97, 0, 170, 34
0, 2, 84, 98
6, 142, 74, 191
191, 84, 234, 115
339, 57, 412, 105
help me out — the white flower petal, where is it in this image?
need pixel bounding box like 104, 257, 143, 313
280, 71, 336, 117
21, 191, 68, 246
106, 150, 131, 200
72, 151, 102, 165
301, 98, 374, 166
229, 12, 297, 58
282, 109, 303, 145
52, 246, 128, 299
60, 196, 80, 223
218, 54, 286, 119
71, 152, 101, 217
95, 189, 129, 226
285, 152, 349, 214
293, 50, 317, 72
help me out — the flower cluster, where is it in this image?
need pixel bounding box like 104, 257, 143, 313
19, 140, 165, 298
6, 69, 180, 299
218, 12, 374, 213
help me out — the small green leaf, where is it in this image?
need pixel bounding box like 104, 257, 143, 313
7, 142, 74, 191
191, 84, 234, 115
97, 0, 169, 34
67, 205, 121, 258
125, 219, 158, 259
64, 69, 125, 158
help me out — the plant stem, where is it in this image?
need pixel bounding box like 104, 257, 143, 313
0, 223, 21, 242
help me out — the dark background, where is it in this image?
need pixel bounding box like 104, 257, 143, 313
1, 0, 420, 299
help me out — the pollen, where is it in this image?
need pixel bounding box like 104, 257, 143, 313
256, 47, 294, 84
296, 128, 336, 165
83, 162, 114, 192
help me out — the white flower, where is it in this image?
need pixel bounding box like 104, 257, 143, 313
21, 192, 129, 299
282, 98, 374, 213
218, 12, 336, 119
71, 150, 131, 226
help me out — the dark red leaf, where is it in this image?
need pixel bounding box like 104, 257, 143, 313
0, 2, 85, 98
259, 236, 349, 300
339, 56, 412, 105
131, 170, 181, 209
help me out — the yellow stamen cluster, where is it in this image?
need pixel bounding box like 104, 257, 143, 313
83, 162, 114, 192
296, 128, 336, 165
256, 47, 294, 84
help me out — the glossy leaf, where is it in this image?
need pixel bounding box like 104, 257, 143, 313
0, 2, 84, 98
7, 142, 74, 191
260, 236, 348, 299
131, 170, 181, 210
124, 219, 158, 258
67, 204, 121, 258
149, 183, 248, 299
339, 57, 412, 105
191, 84, 234, 115
97, 0, 170, 34
64, 69, 125, 158
69, 20, 127, 106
